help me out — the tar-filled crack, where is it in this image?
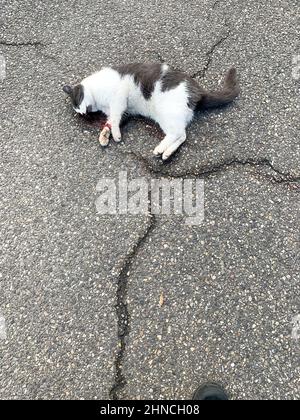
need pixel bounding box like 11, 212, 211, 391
212, 0, 222, 9
146, 22, 231, 80
110, 214, 156, 400
123, 151, 300, 189
192, 29, 231, 79
208, 0, 223, 20
0, 40, 45, 47
109, 149, 298, 399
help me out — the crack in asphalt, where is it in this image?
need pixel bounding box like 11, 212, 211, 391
212, 0, 222, 9
109, 148, 298, 399
0, 40, 57, 63
146, 21, 231, 80
191, 29, 232, 79
123, 151, 300, 189
110, 215, 157, 400
207, 0, 224, 21
0, 40, 45, 47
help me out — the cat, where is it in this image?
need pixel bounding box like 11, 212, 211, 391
63, 63, 239, 160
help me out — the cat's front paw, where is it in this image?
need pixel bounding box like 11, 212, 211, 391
99, 127, 110, 147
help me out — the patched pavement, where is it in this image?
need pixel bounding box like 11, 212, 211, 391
0, 0, 299, 400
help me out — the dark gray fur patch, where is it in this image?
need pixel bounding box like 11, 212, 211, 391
68, 84, 84, 109
73, 84, 84, 108
161, 69, 186, 91
115, 63, 163, 100
186, 79, 205, 110
115, 62, 203, 108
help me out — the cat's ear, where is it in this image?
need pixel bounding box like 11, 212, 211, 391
63, 85, 73, 95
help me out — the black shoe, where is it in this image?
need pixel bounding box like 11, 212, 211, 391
193, 383, 229, 401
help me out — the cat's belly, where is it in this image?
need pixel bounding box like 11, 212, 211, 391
127, 104, 154, 119
127, 89, 155, 119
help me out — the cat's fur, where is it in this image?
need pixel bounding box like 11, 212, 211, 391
63, 63, 239, 160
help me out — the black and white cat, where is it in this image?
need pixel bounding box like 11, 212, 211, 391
63, 63, 239, 160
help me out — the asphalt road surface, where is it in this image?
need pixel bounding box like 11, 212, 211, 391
0, 0, 299, 400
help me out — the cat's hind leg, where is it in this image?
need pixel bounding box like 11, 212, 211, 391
162, 132, 187, 161
153, 102, 193, 159
153, 134, 177, 156
153, 131, 186, 160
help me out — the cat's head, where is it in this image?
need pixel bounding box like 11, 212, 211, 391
63, 84, 93, 115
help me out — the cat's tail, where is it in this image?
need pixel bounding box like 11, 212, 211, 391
198, 68, 240, 110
